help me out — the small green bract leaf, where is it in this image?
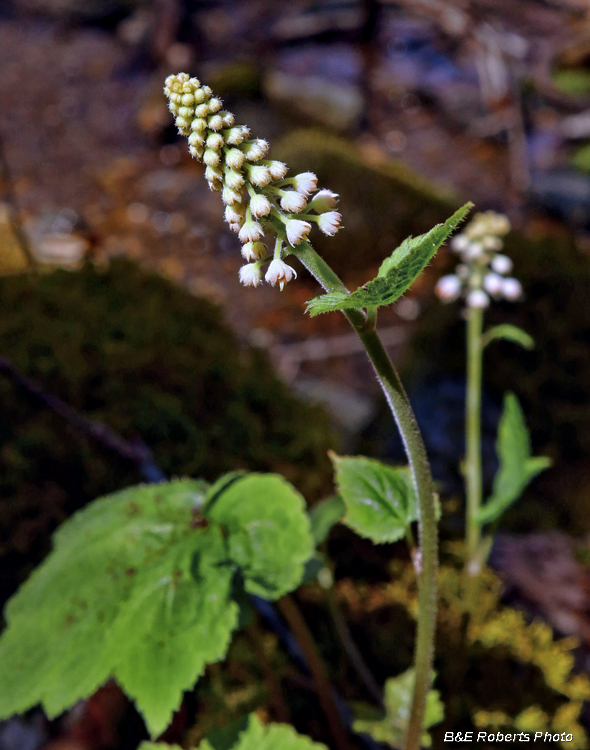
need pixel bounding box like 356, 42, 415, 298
308, 495, 346, 545
204, 473, 313, 599
306, 203, 472, 316
0, 475, 313, 737
198, 713, 328, 750
330, 453, 418, 543
482, 324, 535, 350
477, 393, 552, 525
353, 669, 443, 748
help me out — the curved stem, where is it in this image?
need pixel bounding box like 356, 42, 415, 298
465, 307, 484, 570
293, 242, 438, 750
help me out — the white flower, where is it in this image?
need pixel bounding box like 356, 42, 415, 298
466, 289, 490, 309
435, 274, 462, 303
456, 263, 469, 280
195, 104, 210, 118
221, 111, 235, 127
189, 131, 205, 147
450, 234, 469, 253
292, 172, 318, 196
189, 145, 204, 159
206, 133, 224, 149
225, 148, 245, 169
249, 193, 272, 218
285, 219, 312, 247
280, 191, 307, 213
238, 219, 264, 243
190, 118, 207, 132
267, 161, 288, 179
318, 211, 342, 236
501, 277, 522, 301
483, 273, 504, 297
224, 169, 245, 191
491, 254, 513, 275
225, 126, 250, 145
225, 204, 245, 225
208, 114, 224, 131
462, 241, 484, 261
241, 241, 266, 261
308, 189, 339, 213
204, 148, 221, 167
242, 139, 269, 161
483, 235, 502, 251
249, 165, 272, 187
205, 165, 223, 184
239, 263, 263, 287
265, 258, 297, 288
208, 97, 222, 113
222, 186, 242, 205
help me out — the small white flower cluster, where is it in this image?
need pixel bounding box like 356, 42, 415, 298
435, 211, 521, 309
164, 73, 343, 289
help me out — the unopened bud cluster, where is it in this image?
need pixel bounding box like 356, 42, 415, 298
164, 73, 342, 289
435, 211, 521, 309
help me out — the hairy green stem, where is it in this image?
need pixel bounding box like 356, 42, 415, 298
465, 306, 484, 569
294, 242, 438, 750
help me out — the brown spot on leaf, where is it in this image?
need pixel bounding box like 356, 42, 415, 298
190, 508, 209, 529
127, 501, 141, 516
125, 567, 136, 576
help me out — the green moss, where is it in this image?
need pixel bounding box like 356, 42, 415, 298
0, 259, 336, 601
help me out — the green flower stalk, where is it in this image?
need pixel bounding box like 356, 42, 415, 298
164, 72, 439, 750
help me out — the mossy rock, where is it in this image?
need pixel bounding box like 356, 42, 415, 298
0, 259, 336, 603
273, 129, 458, 276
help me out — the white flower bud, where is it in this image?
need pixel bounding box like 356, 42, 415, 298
483, 272, 504, 297
317, 211, 342, 236
229, 222, 241, 233
501, 277, 522, 301
206, 133, 224, 150
292, 172, 318, 196
466, 289, 490, 309
226, 148, 245, 169
224, 126, 250, 145
194, 104, 209, 118
208, 97, 223, 113
175, 116, 190, 132
238, 218, 264, 243
178, 106, 194, 119
483, 235, 502, 251
221, 111, 235, 127
491, 254, 513, 275
463, 242, 484, 261
222, 185, 243, 205
265, 258, 297, 288
189, 145, 204, 159
193, 87, 209, 103
242, 139, 269, 161
450, 234, 469, 253
189, 131, 205, 146
208, 114, 224, 131
191, 118, 207, 131
435, 274, 462, 303
280, 191, 307, 213
181, 93, 195, 106
248, 165, 272, 187
308, 189, 339, 213
201, 85, 213, 98
285, 219, 311, 247
224, 169, 245, 191
239, 263, 263, 287
249, 193, 272, 218
204, 149, 221, 167
241, 241, 266, 261
266, 161, 288, 180
205, 166, 223, 184
225, 204, 246, 225
456, 263, 469, 280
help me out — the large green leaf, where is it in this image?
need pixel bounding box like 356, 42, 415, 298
308, 495, 346, 545
306, 204, 471, 317
477, 394, 552, 525
330, 454, 418, 543
353, 669, 443, 748
196, 713, 328, 750
204, 473, 313, 599
0, 475, 313, 736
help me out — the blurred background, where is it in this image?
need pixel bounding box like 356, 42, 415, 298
2, 0, 590, 748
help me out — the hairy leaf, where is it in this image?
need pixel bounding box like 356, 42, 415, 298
198, 713, 327, 750
330, 453, 418, 543
477, 394, 552, 525
308, 495, 346, 545
353, 669, 443, 748
204, 473, 313, 599
481, 324, 534, 350
306, 203, 471, 316
0, 475, 313, 736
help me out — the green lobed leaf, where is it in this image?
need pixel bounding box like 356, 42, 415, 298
308, 495, 346, 545
306, 203, 472, 317
481, 324, 535, 350
353, 669, 444, 748
198, 713, 328, 750
477, 393, 552, 525
0, 474, 313, 736
204, 473, 313, 599
330, 453, 418, 543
